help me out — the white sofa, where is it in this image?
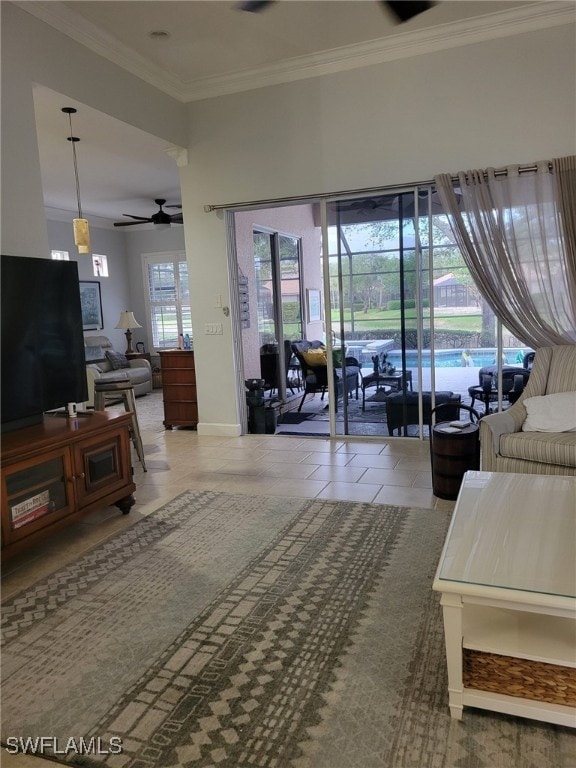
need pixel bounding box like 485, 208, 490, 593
84, 335, 152, 407
479, 345, 576, 476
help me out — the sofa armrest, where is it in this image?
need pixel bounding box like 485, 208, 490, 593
479, 401, 526, 469
128, 359, 152, 372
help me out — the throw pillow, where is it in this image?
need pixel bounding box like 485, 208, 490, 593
332, 349, 343, 367
522, 391, 576, 432
105, 350, 130, 370
301, 348, 327, 367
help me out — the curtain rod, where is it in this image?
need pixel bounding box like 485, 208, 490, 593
203, 161, 553, 212
203, 180, 433, 213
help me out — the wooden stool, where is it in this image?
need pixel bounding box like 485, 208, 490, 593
94, 376, 147, 471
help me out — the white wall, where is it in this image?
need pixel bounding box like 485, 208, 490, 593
181, 23, 576, 433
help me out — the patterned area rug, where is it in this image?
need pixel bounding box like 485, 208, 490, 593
2, 492, 573, 768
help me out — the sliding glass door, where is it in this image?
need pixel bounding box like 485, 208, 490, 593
325, 190, 425, 435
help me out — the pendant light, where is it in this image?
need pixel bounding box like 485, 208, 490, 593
62, 107, 91, 254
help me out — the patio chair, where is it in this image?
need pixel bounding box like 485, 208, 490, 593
386, 391, 461, 436
291, 340, 360, 412
468, 366, 531, 415
260, 340, 296, 397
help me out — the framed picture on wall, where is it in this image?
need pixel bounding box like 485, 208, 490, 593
306, 289, 322, 323
79, 281, 103, 330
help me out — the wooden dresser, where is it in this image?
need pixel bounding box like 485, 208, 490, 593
158, 350, 198, 429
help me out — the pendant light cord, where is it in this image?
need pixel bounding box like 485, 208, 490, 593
64, 109, 83, 219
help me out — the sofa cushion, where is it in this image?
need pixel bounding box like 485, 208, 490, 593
545, 346, 576, 395
105, 350, 130, 370
499, 431, 576, 468
522, 392, 576, 432
85, 345, 106, 363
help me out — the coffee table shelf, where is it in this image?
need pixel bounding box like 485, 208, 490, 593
433, 471, 576, 727
463, 605, 576, 666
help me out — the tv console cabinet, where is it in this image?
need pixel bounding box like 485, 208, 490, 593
1, 411, 135, 560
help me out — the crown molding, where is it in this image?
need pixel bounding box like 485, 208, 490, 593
16, 1, 574, 103
14, 1, 184, 100
182, 2, 574, 101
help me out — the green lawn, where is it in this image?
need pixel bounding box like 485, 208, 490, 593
331, 308, 481, 332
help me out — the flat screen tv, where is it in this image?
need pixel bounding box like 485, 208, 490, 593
1, 255, 89, 433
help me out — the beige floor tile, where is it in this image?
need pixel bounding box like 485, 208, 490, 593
394, 458, 433, 472
413, 472, 433, 488
316, 481, 380, 503
283, 437, 345, 452
295, 452, 353, 467
255, 449, 318, 464
346, 454, 401, 469
434, 497, 457, 512
207, 446, 269, 462
307, 465, 368, 483
264, 478, 329, 497
373, 485, 436, 509
336, 441, 387, 455
256, 463, 319, 480
359, 468, 418, 486
209, 462, 265, 476
381, 439, 430, 455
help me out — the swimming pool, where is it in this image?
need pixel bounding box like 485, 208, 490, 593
385, 348, 530, 369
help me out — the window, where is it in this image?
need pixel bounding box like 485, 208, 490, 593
92, 254, 109, 277
144, 253, 191, 349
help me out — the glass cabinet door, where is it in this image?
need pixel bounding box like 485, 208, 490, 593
3, 449, 73, 542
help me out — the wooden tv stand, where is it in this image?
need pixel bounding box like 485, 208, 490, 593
1, 411, 136, 560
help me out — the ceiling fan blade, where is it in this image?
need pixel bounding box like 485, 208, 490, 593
382, 1, 435, 23
113, 220, 152, 227
239, 0, 274, 12
166, 204, 182, 209
169, 213, 184, 224
122, 214, 152, 221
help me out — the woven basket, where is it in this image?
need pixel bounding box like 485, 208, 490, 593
463, 649, 576, 706
152, 370, 163, 389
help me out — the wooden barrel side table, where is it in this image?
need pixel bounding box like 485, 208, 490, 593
430, 404, 480, 501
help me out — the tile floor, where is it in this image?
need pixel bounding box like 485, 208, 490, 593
1, 416, 456, 768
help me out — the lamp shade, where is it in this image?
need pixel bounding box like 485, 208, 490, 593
73, 218, 91, 254
115, 311, 142, 330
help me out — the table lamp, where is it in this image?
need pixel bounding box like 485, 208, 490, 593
115, 310, 142, 354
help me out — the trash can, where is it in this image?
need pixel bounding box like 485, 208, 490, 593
430, 404, 480, 500
245, 378, 266, 434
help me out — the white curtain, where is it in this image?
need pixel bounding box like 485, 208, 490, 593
435, 157, 576, 348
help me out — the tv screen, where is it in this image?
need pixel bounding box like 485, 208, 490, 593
1, 255, 89, 432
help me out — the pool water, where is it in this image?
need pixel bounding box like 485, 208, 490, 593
385, 348, 529, 369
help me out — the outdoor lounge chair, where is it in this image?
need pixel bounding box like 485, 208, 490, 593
291, 340, 360, 412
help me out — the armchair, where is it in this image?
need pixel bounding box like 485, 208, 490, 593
479, 345, 576, 475
291, 340, 360, 412
84, 335, 152, 407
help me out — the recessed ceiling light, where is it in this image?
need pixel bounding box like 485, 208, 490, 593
149, 30, 170, 39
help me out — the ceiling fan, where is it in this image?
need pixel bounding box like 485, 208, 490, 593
240, 1, 435, 24
113, 199, 183, 228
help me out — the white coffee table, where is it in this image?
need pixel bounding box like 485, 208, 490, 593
433, 471, 576, 727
